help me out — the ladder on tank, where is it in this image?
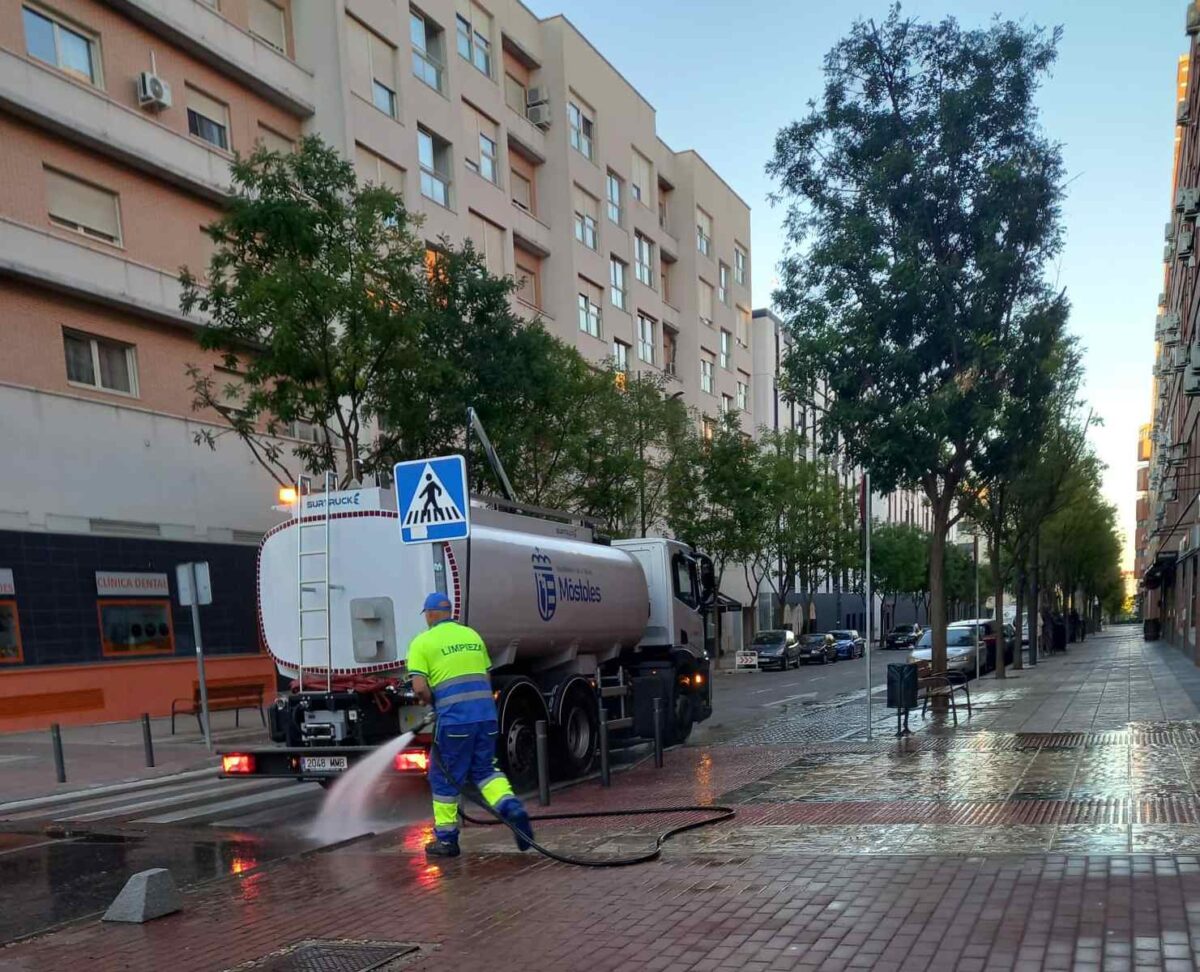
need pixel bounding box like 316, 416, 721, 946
296, 470, 335, 693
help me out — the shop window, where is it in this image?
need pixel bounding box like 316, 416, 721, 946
98, 599, 174, 657
0, 602, 22, 663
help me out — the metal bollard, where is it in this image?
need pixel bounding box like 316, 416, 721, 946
141, 713, 155, 768
50, 723, 66, 783
534, 719, 551, 806
652, 696, 664, 768
598, 694, 611, 788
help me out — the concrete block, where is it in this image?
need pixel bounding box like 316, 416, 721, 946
102, 868, 182, 923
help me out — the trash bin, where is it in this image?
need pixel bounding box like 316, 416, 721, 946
1143, 619, 1162, 641
886, 663, 919, 709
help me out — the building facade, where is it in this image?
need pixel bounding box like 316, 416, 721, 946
0, 0, 752, 728
751, 308, 938, 637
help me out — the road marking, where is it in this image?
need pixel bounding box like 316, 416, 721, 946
762, 692, 818, 708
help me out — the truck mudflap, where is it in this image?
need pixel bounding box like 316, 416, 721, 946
219, 740, 431, 783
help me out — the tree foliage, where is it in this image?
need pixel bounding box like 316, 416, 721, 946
872, 522, 929, 617
769, 6, 1067, 670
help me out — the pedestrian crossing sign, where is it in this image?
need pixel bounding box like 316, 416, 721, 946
393, 454, 471, 545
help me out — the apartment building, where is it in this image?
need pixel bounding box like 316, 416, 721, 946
0, 0, 752, 728
751, 308, 937, 635
1140, 33, 1200, 661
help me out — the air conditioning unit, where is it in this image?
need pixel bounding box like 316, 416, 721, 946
1179, 100, 1192, 127
1175, 344, 1190, 371
1166, 242, 1177, 263
1180, 226, 1196, 258
1188, 1, 1200, 35
526, 103, 551, 130
1160, 291, 1168, 307
1168, 221, 1178, 241
136, 71, 172, 110
1186, 367, 1200, 396
1183, 188, 1200, 215
526, 86, 550, 107
1158, 311, 1182, 339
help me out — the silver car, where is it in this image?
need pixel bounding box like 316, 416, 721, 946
907, 626, 983, 676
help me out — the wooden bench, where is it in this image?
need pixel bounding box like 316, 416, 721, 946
171, 681, 265, 734
917, 670, 972, 725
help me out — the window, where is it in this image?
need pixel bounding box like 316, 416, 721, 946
661, 261, 673, 305
250, 0, 286, 52
634, 233, 654, 287
256, 124, 294, 154
468, 211, 505, 276
700, 352, 714, 394
504, 73, 526, 115
568, 100, 594, 160
355, 144, 404, 192
698, 279, 714, 326
98, 600, 174, 657
348, 17, 398, 118
637, 313, 656, 365
658, 195, 669, 232
737, 374, 749, 411
734, 244, 747, 284
663, 327, 678, 377
63, 329, 137, 395
606, 171, 623, 224
186, 86, 229, 150
610, 256, 627, 311
515, 256, 540, 307
45, 168, 121, 244
418, 128, 451, 207
672, 553, 698, 607
613, 338, 630, 374
510, 151, 536, 213
721, 393, 733, 415
410, 10, 445, 92
0, 601, 22, 664
578, 280, 602, 338
736, 305, 750, 347
720, 329, 731, 369
463, 103, 499, 184
702, 416, 716, 441
697, 207, 712, 257
456, 1, 492, 77
718, 262, 730, 305
23, 6, 99, 85
631, 150, 652, 207
573, 185, 598, 250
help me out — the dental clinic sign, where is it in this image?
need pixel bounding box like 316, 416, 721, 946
95, 571, 170, 597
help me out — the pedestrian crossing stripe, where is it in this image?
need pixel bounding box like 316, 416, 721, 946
393, 454, 471, 545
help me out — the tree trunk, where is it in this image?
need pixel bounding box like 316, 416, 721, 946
1028, 531, 1040, 662
1013, 563, 1027, 671
991, 532, 1006, 679
928, 500, 949, 676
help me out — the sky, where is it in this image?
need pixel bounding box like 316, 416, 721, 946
525, 0, 1185, 568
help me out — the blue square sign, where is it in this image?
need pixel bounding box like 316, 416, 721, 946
394, 455, 471, 545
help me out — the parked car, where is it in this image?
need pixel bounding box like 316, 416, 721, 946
885, 623, 923, 650
750, 629, 800, 671
907, 626, 982, 676
912, 620, 1015, 674
830, 629, 865, 659
798, 632, 838, 665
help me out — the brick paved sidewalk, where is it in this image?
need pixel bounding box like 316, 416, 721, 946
9, 627, 1200, 972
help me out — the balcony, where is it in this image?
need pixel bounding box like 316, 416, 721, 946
0, 218, 204, 329
0, 50, 231, 202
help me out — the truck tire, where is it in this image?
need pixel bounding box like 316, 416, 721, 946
554, 689, 597, 778
499, 695, 539, 793
666, 692, 694, 745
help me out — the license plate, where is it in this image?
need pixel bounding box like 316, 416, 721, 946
301, 756, 348, 772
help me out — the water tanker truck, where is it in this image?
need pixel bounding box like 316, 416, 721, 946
221, 484, 716, 789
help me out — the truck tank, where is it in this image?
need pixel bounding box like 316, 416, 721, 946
257, 493, 649, 681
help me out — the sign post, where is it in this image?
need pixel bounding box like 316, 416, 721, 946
864, 473, 872, 742
176, 562, 213, 751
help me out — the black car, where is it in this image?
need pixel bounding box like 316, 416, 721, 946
751, 629, 800, 670
830, 629, 865, 659
885, 623, 922, 650
798, 633, 838, 665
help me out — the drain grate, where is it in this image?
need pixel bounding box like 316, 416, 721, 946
236, 940, 421, 972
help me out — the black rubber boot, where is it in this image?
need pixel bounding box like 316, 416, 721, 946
499, 799, 534, 852
424, 837, 461, 858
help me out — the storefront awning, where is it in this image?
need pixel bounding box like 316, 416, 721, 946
1143, 552, 1177, 590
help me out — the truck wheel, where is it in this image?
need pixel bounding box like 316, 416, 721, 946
666, 692, 694, 745
554, 692, 597, 778
499, 698, 539, 793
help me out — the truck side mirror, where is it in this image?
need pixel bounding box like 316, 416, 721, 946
698, 555, 716, 606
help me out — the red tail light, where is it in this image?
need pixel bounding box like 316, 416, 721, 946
394, 750, 429, 773
222, 753, 256, 775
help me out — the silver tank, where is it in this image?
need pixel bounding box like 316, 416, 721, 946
445, 524, 648, 667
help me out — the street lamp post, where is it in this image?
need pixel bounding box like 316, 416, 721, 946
973, 533, 981, 678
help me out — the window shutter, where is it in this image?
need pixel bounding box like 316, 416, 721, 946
250, 0, 286, 50
257, 125, 293, 153
45, 168, 119, 240
186, 87, 227, 126
346, 18, 372, 100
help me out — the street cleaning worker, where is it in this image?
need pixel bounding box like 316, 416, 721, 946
407, 592, 533, 858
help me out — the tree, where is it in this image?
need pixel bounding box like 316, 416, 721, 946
872, 523, 929, 627
181, 136, 425, 487
769, 7, 1066, 673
